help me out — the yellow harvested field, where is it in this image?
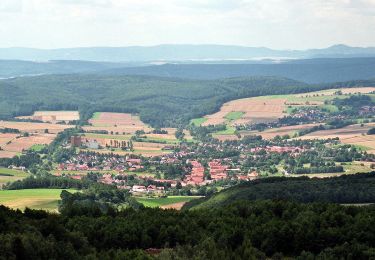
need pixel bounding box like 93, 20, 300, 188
17, 111, 79, 122
0, 133, 56, 155
298, 123, 375, 153
0, 151, 18, 158
341, 135, 375, 154
300, 123, 375, 140
202, 97, 286, 126
296, 87, 375, 97
0, 133, 18, 145
0, 121, 74, 134
86, 112, 151, 134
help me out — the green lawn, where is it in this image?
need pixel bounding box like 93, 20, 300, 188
0, 168, 29, 187
190, 117, 208, 126
0, 188, 77, 212
213, 126, 237, 135
29, 144, 47, 152
136, 196, 200, 208
224, 111, 244, 121
91, 112, 101, 119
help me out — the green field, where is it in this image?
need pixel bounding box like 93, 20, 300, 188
213, 126, 237, 135
190, 117, 208, 126
0, 188, 77, 211
225, 111, 245, 121
0, 168, 29, 187
91, 112, 102, 119
135, 196, 200, 208
29, 144, 47, 152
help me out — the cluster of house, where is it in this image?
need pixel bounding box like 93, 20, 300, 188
57, 153, 143, 172
182, 159, 258, 186
250, 146, 303, 154
184, 160, 205, 185
360, 106, 375, 115
290, 108, 327, 121
209, 160, 228, 180
97, 173, 166, 195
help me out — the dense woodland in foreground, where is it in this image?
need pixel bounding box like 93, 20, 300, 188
1, 173, 375, 259
0, 199, 374, 259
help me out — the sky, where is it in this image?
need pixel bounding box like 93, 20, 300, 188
0, 0, 375, 49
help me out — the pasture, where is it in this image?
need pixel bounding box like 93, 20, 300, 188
0, 188, 76, 212
0, 168, 29, 187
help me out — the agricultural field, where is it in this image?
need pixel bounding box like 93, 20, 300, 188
17, 111, 80, 122
202, 97, 286, 126
298, 123, 375, 153
86, 112, 151, 134
0, 120, 74, 134
202, 87, 375, 128
0, 168, 29, 187
135, 196, 201, 210
0, 188, 76, 212
0, 133, 56, 158
289, 161, 374, 178
80, 132, 175, 157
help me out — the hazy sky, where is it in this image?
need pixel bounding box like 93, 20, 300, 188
1, 0, 375, 49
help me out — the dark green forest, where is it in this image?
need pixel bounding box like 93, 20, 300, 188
1, 74, 375, 127
0, 173, 375, 259
1, 200, 374, 259
183, 173, 375, 210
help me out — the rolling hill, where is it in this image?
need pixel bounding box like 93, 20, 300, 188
1, 74, 375, 127
183, 173, 375, 210
1, 44, 375, 62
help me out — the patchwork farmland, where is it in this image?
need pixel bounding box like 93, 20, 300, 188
0, 120, 74, 158
298, 123, 375, 153
202, 87, 375, 128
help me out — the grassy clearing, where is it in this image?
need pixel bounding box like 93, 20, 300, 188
0, 168, 29, 187
0, 188, 77, 211
225, 112, 245, 121
190, 117, 208, 126
135, 196, 200, 208
214, 126, 237, 135
91, 112, 101, 120
29, 144, 47, 152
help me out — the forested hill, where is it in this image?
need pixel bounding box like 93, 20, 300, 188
2, 57, 375, 84
183, 173, 375, 210
0, 74, 374, 127
104, 57, 375, 84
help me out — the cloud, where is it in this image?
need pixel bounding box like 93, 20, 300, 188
0, 0, 23, 13
0, 0, 375, 49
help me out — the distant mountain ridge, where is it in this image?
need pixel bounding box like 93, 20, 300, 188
1, 44, 375, 62
1, 57, 375, 83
